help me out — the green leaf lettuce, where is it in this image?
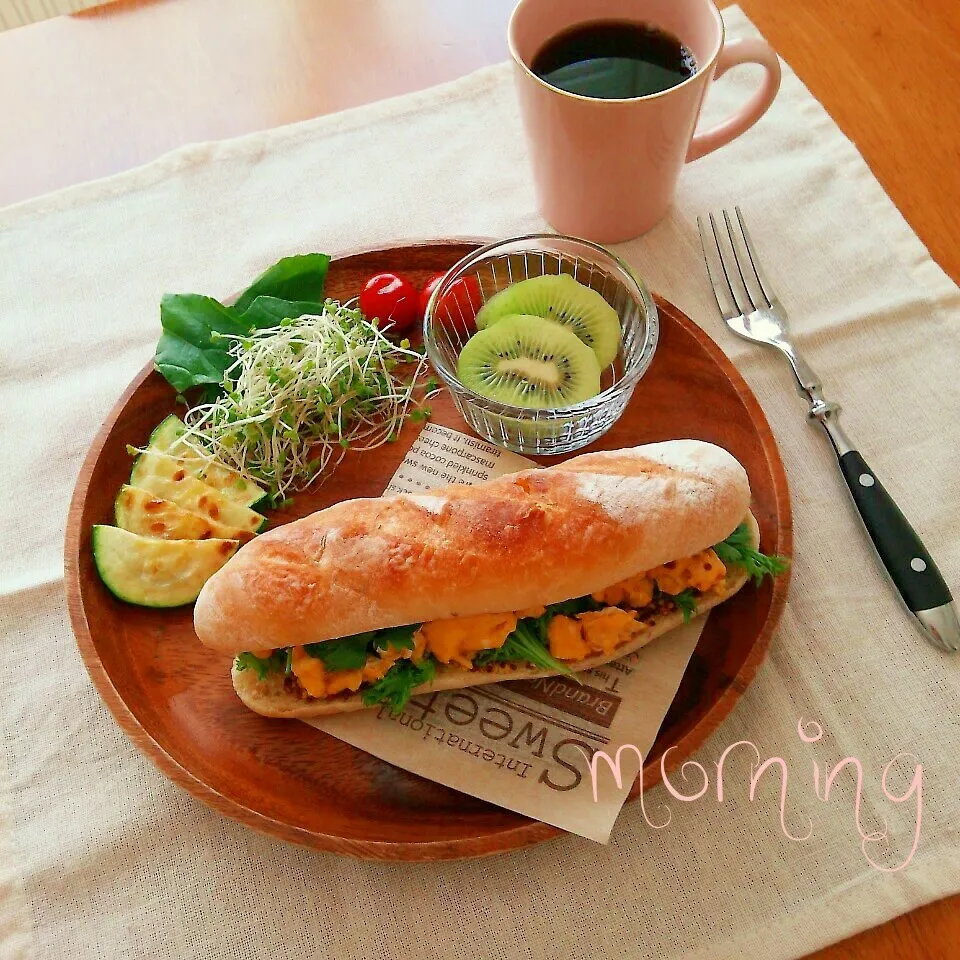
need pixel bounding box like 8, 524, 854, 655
153, 254, 331, 395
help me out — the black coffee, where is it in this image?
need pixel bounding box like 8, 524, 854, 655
531, 20, 697, 100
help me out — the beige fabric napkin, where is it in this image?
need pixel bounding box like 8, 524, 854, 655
0, 7, 957, 959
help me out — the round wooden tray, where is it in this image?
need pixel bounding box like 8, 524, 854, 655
65, 242, 791, 860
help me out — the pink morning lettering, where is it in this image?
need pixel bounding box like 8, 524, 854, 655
582, 718, 924, 873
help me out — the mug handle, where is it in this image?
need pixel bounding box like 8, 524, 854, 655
686, 38, 782, 162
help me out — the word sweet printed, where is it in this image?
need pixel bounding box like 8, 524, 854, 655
583, 719, 923, 872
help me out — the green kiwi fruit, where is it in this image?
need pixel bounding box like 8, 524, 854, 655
475, 274, 621, 369
457, 313, 601, 409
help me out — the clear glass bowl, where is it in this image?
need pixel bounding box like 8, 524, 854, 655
422, 233, 659, 455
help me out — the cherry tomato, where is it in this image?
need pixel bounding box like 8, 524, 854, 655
417, 274, 444, 321
420, 273, 482, 339
358, 272, 419, 335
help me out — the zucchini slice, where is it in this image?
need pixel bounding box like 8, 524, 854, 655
92, 526, 238, 607
114, 485, 257, 542
146, 414, 187, 451
146, 415, 186, 451
131, 458, 266, 536
134, 415, 267, 508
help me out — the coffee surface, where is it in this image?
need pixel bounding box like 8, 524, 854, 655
531, 20, 697, 100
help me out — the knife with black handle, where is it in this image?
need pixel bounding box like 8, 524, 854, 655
811, 392, 959, 652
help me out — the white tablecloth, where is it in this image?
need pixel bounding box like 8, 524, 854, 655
0, 8, 957, 959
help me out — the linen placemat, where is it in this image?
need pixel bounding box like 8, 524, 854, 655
1, 8, 957, 959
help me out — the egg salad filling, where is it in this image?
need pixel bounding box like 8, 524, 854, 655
233, 521, 788, 715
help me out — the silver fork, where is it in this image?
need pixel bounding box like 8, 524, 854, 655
699, 206, 959, 653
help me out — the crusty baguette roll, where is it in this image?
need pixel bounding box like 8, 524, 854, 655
194, 439, 751, 654
232, 513, 759, 718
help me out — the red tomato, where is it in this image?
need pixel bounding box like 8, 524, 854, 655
417, 274, 444, 321
358, 272, 419, 335
420, 273, 482, 339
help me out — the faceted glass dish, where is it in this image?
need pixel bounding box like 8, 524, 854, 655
422, 234, 659, 455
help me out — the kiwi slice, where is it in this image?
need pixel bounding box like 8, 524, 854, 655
475, 274, 621, 369
457, 314, 601, 409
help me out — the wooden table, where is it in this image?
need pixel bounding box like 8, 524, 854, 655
1, 1, 956, 956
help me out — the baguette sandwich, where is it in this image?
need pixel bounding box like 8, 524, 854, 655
193, 439, 787, 718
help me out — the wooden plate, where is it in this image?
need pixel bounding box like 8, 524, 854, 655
65, 242, 791, 860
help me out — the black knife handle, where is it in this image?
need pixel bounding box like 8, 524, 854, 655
838, 450, 952, 612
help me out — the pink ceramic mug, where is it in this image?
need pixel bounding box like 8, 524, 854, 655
508, 0, 782, 242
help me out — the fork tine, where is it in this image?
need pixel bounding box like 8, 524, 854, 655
707, 212, 751, 318
733, 206, 776, 307
721, 209, 760, 313
697, 216, 736, 320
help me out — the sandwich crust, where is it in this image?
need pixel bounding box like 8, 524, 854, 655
194, 439, 751, 654
231, 513, 759, 718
